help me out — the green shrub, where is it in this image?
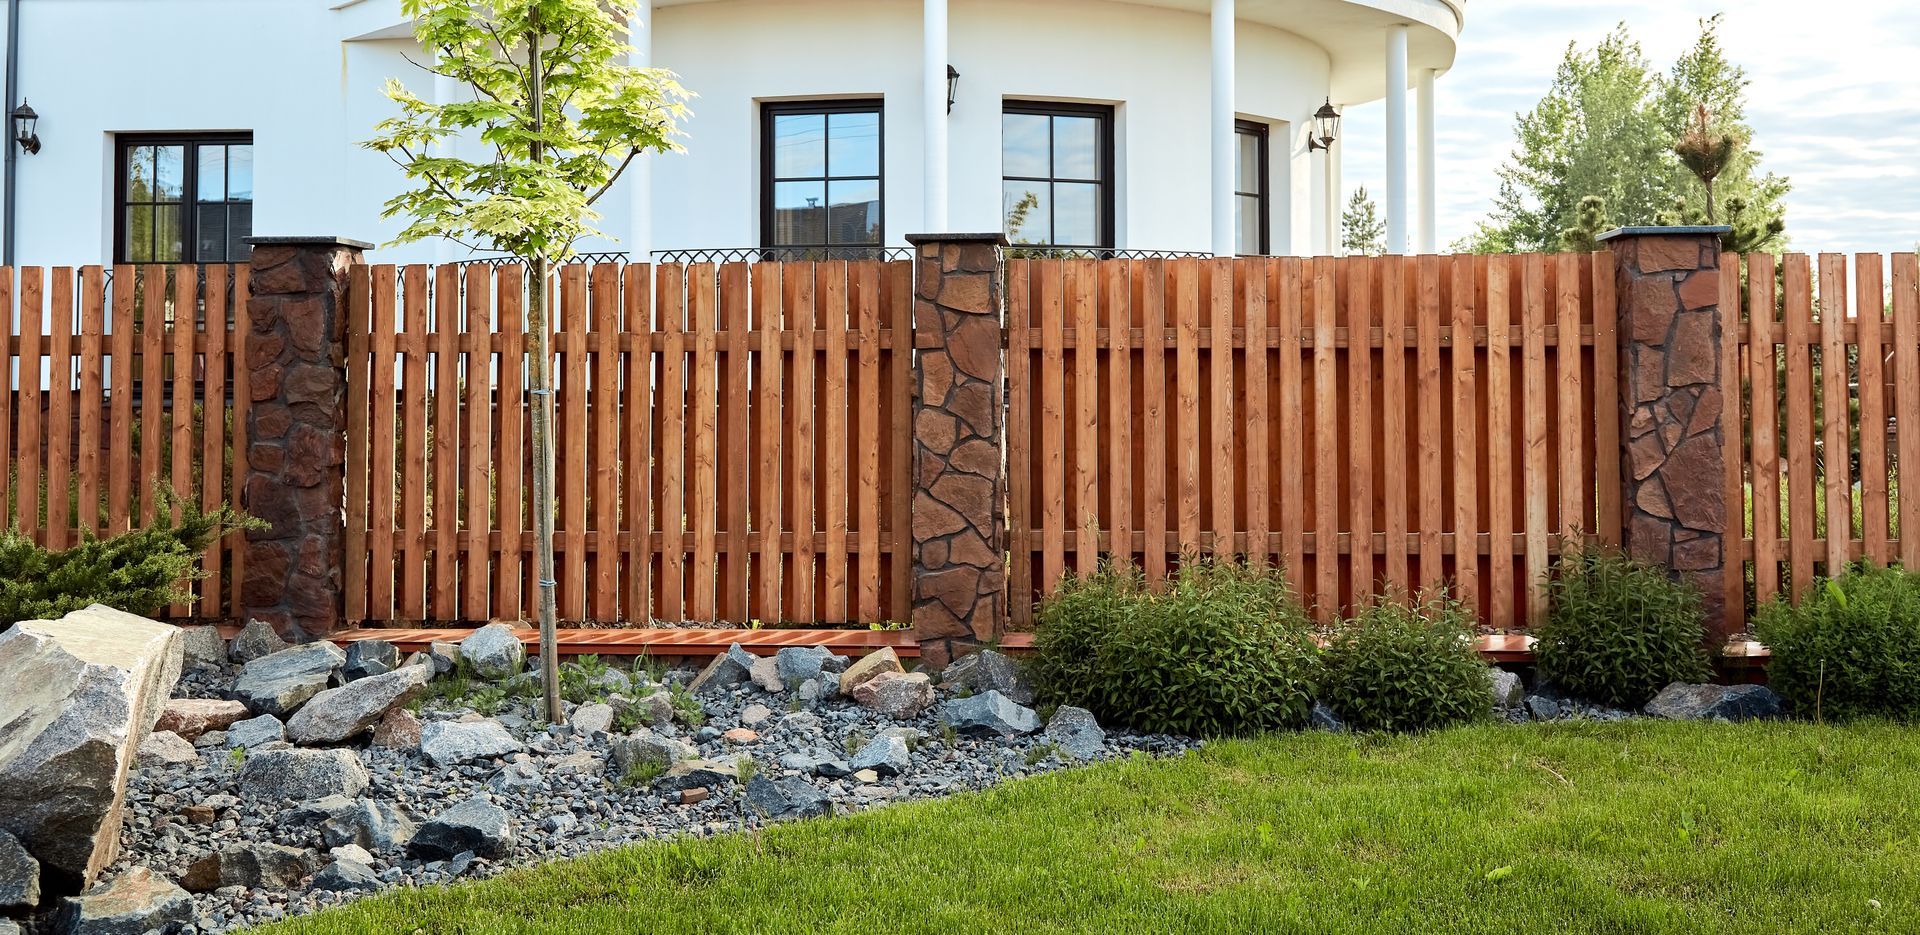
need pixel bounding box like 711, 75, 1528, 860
0, 488, 261, 626
1536, 547, 1710, 708
1030, 558, 1321, 737
1321, 592, 1492, 732
1755, 566, 1920, 720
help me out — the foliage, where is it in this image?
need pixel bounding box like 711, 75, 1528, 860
1536, 546, 1710, 708
618, 759, 665, 789
1755, 566, 1920, 720
0, 488, 261, 626
1460, 16, 1788, 255
1029, 558, 1322, 737
1558, 195, 1611, 253
560, 654, 612, 705
1320, 592, 1492, 733
668, 683, 706, 728
734, 755, 758, 786
1340, 186, 1387, 256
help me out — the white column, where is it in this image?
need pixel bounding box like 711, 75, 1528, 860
1210, 0, 1235, 256
627, 0, 654, 261
1415, 66, 1436, 253
1384, 23, 1409, 255
923, 0, 949, 233
1327, 135, 1343, 256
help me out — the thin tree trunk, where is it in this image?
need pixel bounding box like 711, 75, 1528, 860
528, 21, 563, 724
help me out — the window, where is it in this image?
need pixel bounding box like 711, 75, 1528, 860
761, 100, 882, 256
1235, 120, 1269, 255
116, 134, 253, 264
1002, 101, 1114, 249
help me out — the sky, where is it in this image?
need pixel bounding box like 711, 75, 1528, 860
1338, 0, 1920, 254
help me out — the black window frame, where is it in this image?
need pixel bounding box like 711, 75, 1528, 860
1234, 119, 1270, 256
113, 132, 254, 265
758, 99, 885, 258
1002, 100, 1116, 249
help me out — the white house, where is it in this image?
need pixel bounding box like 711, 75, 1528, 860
0, 0, 1460, 266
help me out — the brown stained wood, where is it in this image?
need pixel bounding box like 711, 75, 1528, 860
560, 266, 592, 622
1346, 258, 1375, 597
1747, 254, 1782, 604
1208, 258, 1235, 560
887, 260, 914, 623
1040, 260, 1068, 592
1521, 255, 1550, 622
1450, 253, 1479, 610
1591, 252, 1621, 546
1174, 258, 1203, 559
1895, 254, 1920, 571
496, 266, 526, 620
77, 268, 106, 544
1005, 260, 1034, 620
1554, 254, 1584, 540
107, 267, 132, 534
169, 266, 195, 522
755, 262, 784, 624
1072, 258, 1102, 574
1855, 254, 1889, 568
398, 267, 429, 621
721, 262, 753, 624
1719, 252, 1748, 623
1243, 260, 1269, 569
854, 261, 883, 620
1783, 254, 1816, 597
1485, 256, 1515, 627
1276, 259, 1306, 592
228, 266, 251, 612
1140, 260, 1170, 586
688, 263, 721, 622
1104, 261, 1134, 572
19, 268, 44, 534
1415, 256, 1444, 590
1311, 258, 1339, 617
136, 269, 163, 525
45, 269, 73, 551
658, 264, 689, 621
1380, 258, 1409, 591
468, 264, 499, 621
196, 269, 226, 614
430, 267, 461, 620
820, 262, 850, 622
344, 267, 374, 623
1818, 254, 1852, 572
785, 263, 816, 622
589, 264, 621, 622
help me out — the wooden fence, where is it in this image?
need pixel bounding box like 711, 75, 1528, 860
342, 260, 914, 627
0, 264, 251, 621
1006, 253, 1620, 625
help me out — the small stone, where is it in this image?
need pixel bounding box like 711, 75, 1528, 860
321, 798, 416, 852
1309, 701, 1346, 732
180, 843, 313, 892
743, 774, 832, 820
156, 698, 251, 742
541, 813, 578, 833
489, 759, 544, 792
1525, 695, 1563, 721
657, 759, 741, 793
838, 647, 904, 695
750, 655, 784, 693
237, 748, 370, 805
938, 649, 1035, 704
852, 768, 879, 784
330, 843, 374, 865
135, 730, 199, 768
629, 690, 676, 727
182, 804, 215, 825
812, 758, 852, 779
427, 641, 462, 675
688, 644, 758, 696
678, 788, 709, 805
852, 671, 935, 719
938, 690, 1041, 737
233, 642, 347, 717
312, 858, 381, 893
341, 639, 400, 682
570, 702, 616, 735
179, 625, 228, 669
773, 646, 832, 687
372, 708, 423, 748
57, 866, 191, 935
409, 798, 514, 859
722, 727, 760, 744
741, 703, 774, 726
459, 623, 526, 679
419, 719, 525, 766
0, 829, 38, 911
227, 713, 287, 749
229, 619, 291, 663
1489, 669, 1524, 710
1645, 683, 1782, 722
609, 728, 696, 774
848, 734, 910, 777
1043, 706, 1106, 759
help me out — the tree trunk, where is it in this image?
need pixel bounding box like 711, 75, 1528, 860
528, 21, 563, 725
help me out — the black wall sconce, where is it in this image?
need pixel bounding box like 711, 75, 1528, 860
946, 65, 959, 114
1307, 98, 1340, 152
11, 100, 38, 154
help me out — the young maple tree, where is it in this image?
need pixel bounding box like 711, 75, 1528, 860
366, 0, 689, 721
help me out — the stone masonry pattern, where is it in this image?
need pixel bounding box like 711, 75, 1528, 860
1612, 233, 1729, 634
243, 242, 364, 641
909, 237, 1008, 669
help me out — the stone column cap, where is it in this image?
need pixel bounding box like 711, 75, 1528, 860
905, 233, 1009, 246
1596, 226, 1730, 242
244, 236, 376, 249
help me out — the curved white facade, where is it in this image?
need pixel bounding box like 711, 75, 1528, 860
0, 0, 1460, 264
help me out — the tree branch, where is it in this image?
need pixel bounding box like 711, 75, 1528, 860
584, 148, 640, 206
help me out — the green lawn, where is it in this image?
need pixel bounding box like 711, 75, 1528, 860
263, 720, 1920, 934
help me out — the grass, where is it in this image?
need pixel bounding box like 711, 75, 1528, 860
260, 720, 1920, 934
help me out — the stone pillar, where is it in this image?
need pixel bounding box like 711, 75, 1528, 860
906, 233, 1007, 669
1599, 226, 1733, 640
241, 236, 370, 641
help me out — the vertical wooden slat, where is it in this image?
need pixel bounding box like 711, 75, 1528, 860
1718, 252, 1747, 625
344, 267, 374, 624
559, 265, 591, 622
1818, 254, 1852, 573
1591, 252, 1621, 546
1139, 261, 1169, 585
1346, 258, 1375, 599
1040, 261, 1068, 591
78, 267, 106, 542
1856, 254, 1889, 568
657, 264, 688, 622
755, 262, 785, 624
1243, 259, 1269, 568
1450, 254, 1479, 610
721, 262, 752, 623
1381, 257, 1409, 591
820, 262, 850, 622
1276, 259, 1305, 590
1894, 254, 1920, 571
1174, 258, 1203, 560
431, 266, 462, 620
1415, 255, 1444, 590
854, 261, 882, 619
1783, 254, 1816, 596
495, 266, 526, 619
1105, 260, 1134, 571
169, 266, 194, 519
1485, 256, 1515, 627
1311, 257, 1339, 616
195, 268, 226, 614
1521, 254, 1551, 621
106, 267, 132, 535
622, 264, 653, 623
1748, 254, 1781, 604
1005, 260, 1034, 620
785, 264, 816, 622
1071, 259, 1101, 574
398, 267, 429, 621
136, 268, 163, 524
1207, 258, 1234, 560
227, 266, 250, 611
45, 269, 74, 551
19, 267, 45, 535
1555, 253, 1585, 540
887, 260, 914, 623
589, 264, 620, 622
467, 264, 498, 621
0, 271, 13, 527
686, 263, 718, 621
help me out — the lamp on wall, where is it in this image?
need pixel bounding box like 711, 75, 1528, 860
1307, 98, 1339, 152
11, 100, 38, 154
946, 65, 959, 114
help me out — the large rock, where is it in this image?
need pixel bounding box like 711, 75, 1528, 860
286, 664, 432, 745
1488, 669, 1525, 711
154, 699, 250, 742
233, 642, 345, 717
749, 655, 785, 693
178, 626, 227, 670
237, 748, 370, 805
228, 619, 291, 663
408, 799, 514, 859
372, 708, 423, 748
848, 734, 910, 777
179, 843, 313, 892
838, 647, 904, 695
320, 798, 416, 853
938, 690, 1041, 737
774, 646, 832, 687
1044, 706, 1106, 760
743, 775, 832, 820
459, 623, 525, 679
311, 858, 381, 893
134, 731, 198, 768
420, 719, 524, 766
56, 866, 191, 935
340, 639, 400, 682
0, 829, 38, 911
657, 759, 741, 792
0, 606, 183, 896
938, 649, 1034, 705
609, 728, 696, 775
688, 644, 758, 696
226, 714, 286, 749
851, 671, 935, 720
1645, 683, 1782, 722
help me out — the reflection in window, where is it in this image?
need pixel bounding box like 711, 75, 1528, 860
762, 101, 882, 257
1002, 102, 1112, 248
118, 134, 253, 263
1234, 120, 1268, 255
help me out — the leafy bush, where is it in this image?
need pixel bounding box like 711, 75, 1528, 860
0, 489, 261, 626
1535, 547, 1710, 708
1755, 566, 1920, 720
1029, 558, 1321, 737
1321, 592, 1492, 732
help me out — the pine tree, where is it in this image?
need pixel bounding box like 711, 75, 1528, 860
1341, 186, 1386, 256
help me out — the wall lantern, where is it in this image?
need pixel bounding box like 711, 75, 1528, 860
1307, 98, 1340, 152
11, 101, 39, 155
946, 65, 959, 114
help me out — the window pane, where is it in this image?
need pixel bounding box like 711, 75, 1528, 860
1053, 116, 1099, 180
772, 180, 827, 246
1236, 130, 1261, 193
228, 145, 253, 201
826, 179, 880, 245
1003, 181, 1050, 245
1054, 182, 1098, 245
153, 146, 185, 202
197, 145, 227, 202
229, 203, 253, 260
772, 113, 826, 179
1002, 113, 1050, 177
1237, 194, 1261, 255
197, 203, 228, 261
126, 146, 157, 201
827, 111, 880, 177
124, 206, 153, 262
152, 202, 184, 261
